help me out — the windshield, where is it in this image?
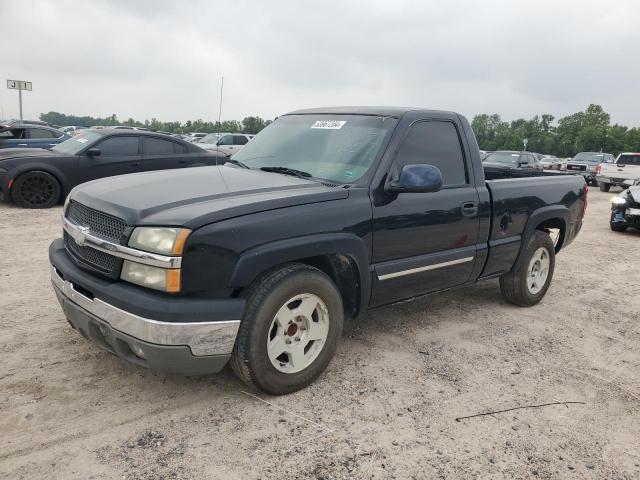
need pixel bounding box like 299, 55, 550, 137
51, 131, 102, 155
572, 152, 604, 163
233, 114, 397, 183
485, 152, 520, 164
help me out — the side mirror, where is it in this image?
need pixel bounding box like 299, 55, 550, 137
86, 147, 101, 157
386, 164, 443, 193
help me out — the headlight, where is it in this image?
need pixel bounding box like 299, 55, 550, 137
587, 165, 597, 172
128, 227, 191, 255
121, 261, 181, 292
63, 194, 71, 212
611, 196, 628, 206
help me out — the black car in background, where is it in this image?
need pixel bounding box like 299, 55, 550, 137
0, 129, 225, 208
482, 150, 544, 176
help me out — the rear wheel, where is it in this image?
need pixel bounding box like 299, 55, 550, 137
599, 182, 611, 192
500, 231, 555, 307
231, 263, 344, 395
11, 171, 61, 208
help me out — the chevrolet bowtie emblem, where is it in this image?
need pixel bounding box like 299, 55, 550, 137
72, 226, 90, 246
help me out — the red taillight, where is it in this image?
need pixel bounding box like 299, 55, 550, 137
581, 184, 588, 219
595, 164, 601, 175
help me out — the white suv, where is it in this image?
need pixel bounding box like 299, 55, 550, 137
596, 153, 640, 192
198, 133, 254, 156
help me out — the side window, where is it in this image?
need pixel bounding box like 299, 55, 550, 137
97, 136, 140, 156
394, 121, 467, 187
173, 142, 188, 154
528, 154, 536, 164
143, 137, 175, 155
28, 128, 57, 139
233, 135, 248, 145
0, 129, 21, 139
218, 135, 233, 146
619, 154, 640, 166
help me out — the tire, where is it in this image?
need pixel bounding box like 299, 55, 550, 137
499, 230, 555, 307
11, 170, 61, 208
230, 263, 344, 395
599, 182, 611, 192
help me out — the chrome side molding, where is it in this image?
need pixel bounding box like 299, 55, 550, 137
377, 256, 475, 281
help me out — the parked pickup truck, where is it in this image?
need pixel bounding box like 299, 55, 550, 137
565, 152, 615, 186
49, 107, 587, 394
596, 153, 640, 191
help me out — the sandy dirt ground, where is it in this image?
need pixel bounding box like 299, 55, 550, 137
1, 186, 639, 480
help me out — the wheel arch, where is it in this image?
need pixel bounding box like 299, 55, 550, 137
9, 164, 70, 199
229, 233, 371, 319
517, 206, 569, 267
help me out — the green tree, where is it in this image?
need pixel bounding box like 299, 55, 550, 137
242, 116, 268, 134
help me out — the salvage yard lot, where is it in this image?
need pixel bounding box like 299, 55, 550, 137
1, 187, 639, 479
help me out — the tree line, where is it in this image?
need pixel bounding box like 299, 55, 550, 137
472, 104, 640, 157
39, 111, 272, 135
41, 104, 640, 157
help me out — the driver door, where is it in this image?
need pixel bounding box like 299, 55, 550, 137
80, 135, 142, 181
370, 119, 480, 306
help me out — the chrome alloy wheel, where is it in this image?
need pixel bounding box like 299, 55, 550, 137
527, 247, 550, 295
267, 293, 330, 373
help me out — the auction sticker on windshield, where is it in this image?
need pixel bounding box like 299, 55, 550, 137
311, 120, 346, 129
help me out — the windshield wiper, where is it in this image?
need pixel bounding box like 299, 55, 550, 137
224, 159, 250, 168
260, 166, 312, 179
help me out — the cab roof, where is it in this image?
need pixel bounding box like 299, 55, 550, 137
285, 106, 457, 118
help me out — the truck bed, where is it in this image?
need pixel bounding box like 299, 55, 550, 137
480, 175, 586, 277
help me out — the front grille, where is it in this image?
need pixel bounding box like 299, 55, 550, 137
65, 232, 119, 274
566, 164, 586, 171
66, 201, 128, 243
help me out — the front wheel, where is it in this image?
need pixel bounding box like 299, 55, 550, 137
500, 231, 555, 307
11, 170, 61, 208
231, 263, 344, 395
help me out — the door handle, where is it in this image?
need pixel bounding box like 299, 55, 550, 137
461, 201, 479, 217
178, 160, 188, 164
129, 162, 140, 167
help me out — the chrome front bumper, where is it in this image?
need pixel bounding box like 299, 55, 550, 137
51, 267, 240, 356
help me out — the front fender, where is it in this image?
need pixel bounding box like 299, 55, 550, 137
229, 233, 371, 310
4, 162, 72, 197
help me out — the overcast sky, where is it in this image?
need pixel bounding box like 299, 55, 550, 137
1, 0, 638, 126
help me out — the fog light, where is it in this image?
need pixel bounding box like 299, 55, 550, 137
130, 343, 146, 359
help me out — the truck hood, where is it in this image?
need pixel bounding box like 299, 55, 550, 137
70, 165, 349, 228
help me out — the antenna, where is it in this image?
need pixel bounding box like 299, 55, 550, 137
215, 75, 230, 192
216, 75, 224, 156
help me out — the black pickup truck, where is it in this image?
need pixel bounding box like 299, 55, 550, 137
49, 107, 587, 394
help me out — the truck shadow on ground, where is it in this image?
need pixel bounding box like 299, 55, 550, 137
82, 279, 505, 394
